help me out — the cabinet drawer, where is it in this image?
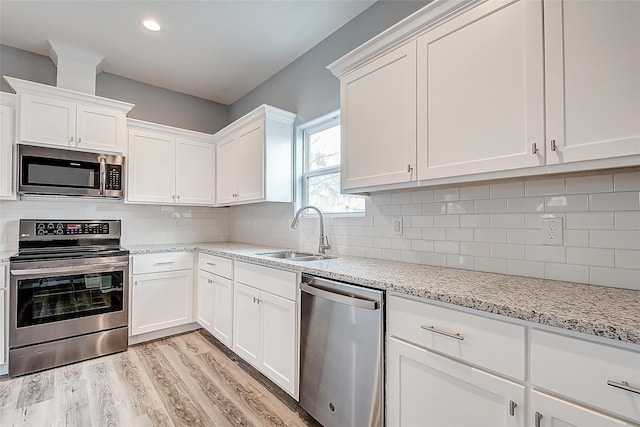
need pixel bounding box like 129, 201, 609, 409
531, 329, 640, 422
132, 252, 194, 274
387, 295, 525, 380
235, 261, 296, 301
0, 264, 5, 288
198, 253, 233, 279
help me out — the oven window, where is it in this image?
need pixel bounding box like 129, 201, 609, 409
16, 271, 124, 327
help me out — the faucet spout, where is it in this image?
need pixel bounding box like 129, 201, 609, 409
290, 205, 331, 254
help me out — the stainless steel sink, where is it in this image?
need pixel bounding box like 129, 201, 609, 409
257, 251, 336, 261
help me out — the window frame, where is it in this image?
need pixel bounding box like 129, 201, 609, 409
295, 111, 364, 217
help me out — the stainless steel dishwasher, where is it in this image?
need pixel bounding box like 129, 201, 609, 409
299, 274, 384, 427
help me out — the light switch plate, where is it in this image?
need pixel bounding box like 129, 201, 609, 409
540, 217, 563, 245
392, 217, 403, 237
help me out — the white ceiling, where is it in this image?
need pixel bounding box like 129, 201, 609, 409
0, 0, 376, 105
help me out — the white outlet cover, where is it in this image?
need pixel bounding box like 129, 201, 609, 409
540, 217, 563, 245
392, 217, 403, 237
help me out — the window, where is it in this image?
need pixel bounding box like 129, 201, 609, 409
300, 113, 364, 214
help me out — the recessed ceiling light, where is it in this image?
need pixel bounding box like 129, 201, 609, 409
142, 18, 161, 32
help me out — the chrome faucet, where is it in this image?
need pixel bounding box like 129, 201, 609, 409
290, 205, 331, 255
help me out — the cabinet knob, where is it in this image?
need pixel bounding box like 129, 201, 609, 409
407, 164, 413, 173
78, 137, 82, 144
69, 136, 74, 143
508, 400, 517, 416
531, 143, 539, 155
550, 139, 557, 151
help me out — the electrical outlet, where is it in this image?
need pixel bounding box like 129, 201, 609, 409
392, 217, 403, 237
540, 217, 563, 245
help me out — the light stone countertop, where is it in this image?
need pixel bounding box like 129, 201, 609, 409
127, 242, 640, 345
0, 251, 16, 262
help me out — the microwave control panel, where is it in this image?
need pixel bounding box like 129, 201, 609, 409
35, 222, 110, 236
106, 165, 122, 190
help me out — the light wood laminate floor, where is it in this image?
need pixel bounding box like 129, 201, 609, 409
0, 331, 318, 427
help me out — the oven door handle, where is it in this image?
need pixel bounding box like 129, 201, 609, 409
11, 261, 129, 276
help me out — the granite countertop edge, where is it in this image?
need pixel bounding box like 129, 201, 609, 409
122, 243, 640, 345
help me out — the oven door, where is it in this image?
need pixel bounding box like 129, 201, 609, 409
9, 256, 129, 348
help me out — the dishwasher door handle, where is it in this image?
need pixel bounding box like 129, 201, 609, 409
300, 282, 379, 310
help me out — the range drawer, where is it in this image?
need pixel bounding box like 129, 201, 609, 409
387, 294, 526, 380
235, 261, 296, 301
531, 328, 640, 422
132, 252, 194, 274
198, 253, 233, 279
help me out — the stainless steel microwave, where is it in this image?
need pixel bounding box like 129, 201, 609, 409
18, 144, 124, 198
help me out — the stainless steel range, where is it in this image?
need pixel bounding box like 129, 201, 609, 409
9, 219, 129, 377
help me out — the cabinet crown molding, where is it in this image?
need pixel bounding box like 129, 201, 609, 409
327, 0, 481, 78
214, 104, 296, 142
127, 118, 215, 143
3, 76, 134, 113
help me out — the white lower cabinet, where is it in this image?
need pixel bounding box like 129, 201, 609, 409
131, 252, 194, 336
233, 261, 298, 397
387, 337, 525, 427
197, 254, 234, 347
0, 264, 6, 366
530, 391, 634, 427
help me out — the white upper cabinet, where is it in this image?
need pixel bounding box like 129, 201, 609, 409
214, 105, 295, 205
328, 0, 640, 192
417, 0, 545, 180
0, 94, 15, 199
544, 0, 640, 164
127, 120, 216, 206
340, 41, 417, 191
4, 77, 133, 154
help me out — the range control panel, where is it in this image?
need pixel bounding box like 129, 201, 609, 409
35, 222, 110, 236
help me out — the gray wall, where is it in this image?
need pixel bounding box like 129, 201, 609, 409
229, 0, 431, 123
0, 44, 228, 134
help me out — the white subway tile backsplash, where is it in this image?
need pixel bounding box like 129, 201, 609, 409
373, 238, 392, 249
615, 249, 640, 270
490, 213, 525, 229
566, 247, 614, 267
590, 267, 640, 291
411, 216, 434, 228
475, 228, 506, 243
422, 228, 446, 240
460, 242, 490, 257
525, 178, 565, 196
434, 240, 459, 254
590, 230, 640, 250
423, 252, 447, 266
446, 201, 474, 214
411, 190, 434, 203
381, 205, 402, 215
545, 263, 589, 283
507, 260, 545, 278
434, 215, 460, 228
566, 174, 613, 194
401, 203, 423, 216
490, 181, 524, 198
507, 197, 544, 213
382, 248, 402, 261
411, 239, 434, 252
373, 193, 392, 206
545, 195, 588, 212
565, 212, 614, 230
459, 185, 490, 200
526, 245, 566, 263
447, 254, 475, 270
401, 250, 423, 264
491, 243, 525, 260
507, 229, 542, 245
475, 257, 507, 274
434, 188, 460, 202
460, 214, 490, 228
392, 191, 412, 205
589, 192, 640, 211
613, 171, 640, 191
615, 211, 640, 230
423, 202, 446, 215
475, 199, 506, 214
446, 228, 474, 242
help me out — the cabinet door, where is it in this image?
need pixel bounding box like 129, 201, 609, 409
261, 291, 296, 396
544, 0, 640, 164
387, 337, 525, 427
216, 133, 238, 204
212, 274, 233, 348
341, 41, 417, 190
127, 129, 176, 204
19, 93, 76, 147
131, 269, 194, 336
197, 270, 215, 334
76, 104, 126, 153
530, 390, 634, 427
0, 289, 5, 365
0, 105, 14, 199
417, 0, 544, 180
233, 282, 261, 367
235, 119, 265, 202
176, 138, 215, 205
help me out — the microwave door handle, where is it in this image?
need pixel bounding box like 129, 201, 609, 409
99, 157, 106, 195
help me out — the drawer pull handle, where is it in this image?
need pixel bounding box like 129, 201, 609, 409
607, 380, 640, 395
534, 412, 543, 427
420, 325, 464, 341
509, 400, 517, 416
153, 261, 175, 266
206, 262, 217, 266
